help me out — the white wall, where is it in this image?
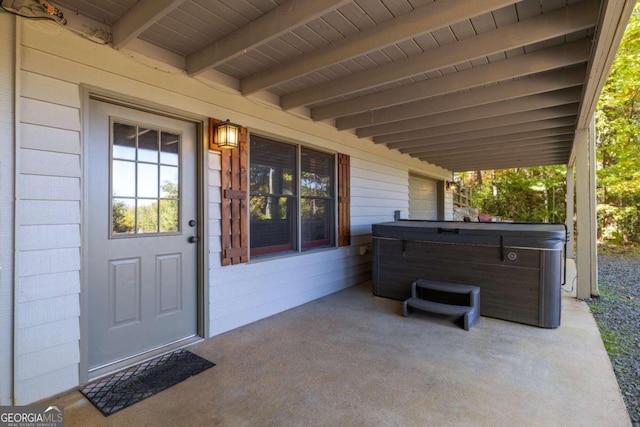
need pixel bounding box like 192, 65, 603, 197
0, 14, 16, 406
13, 18, 453, 403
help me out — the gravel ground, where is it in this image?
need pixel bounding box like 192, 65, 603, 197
587, 253, 640, 425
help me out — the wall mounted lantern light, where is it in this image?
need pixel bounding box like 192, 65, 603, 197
446, 180, 458, 192
214, 119, 240, 149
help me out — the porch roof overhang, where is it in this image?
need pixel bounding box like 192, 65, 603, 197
53, 0, 634, 172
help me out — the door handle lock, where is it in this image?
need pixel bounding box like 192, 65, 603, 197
188, 236, 200, 243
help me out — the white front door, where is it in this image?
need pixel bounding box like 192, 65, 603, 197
87, 99, 199, 371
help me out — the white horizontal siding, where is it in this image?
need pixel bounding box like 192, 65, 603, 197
15, 61, 83, 403
20, 97, 80, 131
21, 123, 81, 154
20, 149, 81, 177
350, 158, 409, 233
17, 271, 80, 303
16, 342, 80, 382
18, 248, 81, 277
17, 317, 80, 356
17, 294, 80, 328
15, 365, 78, 407
18, 225, 80, 251
0, 13, 15, 406
19, 175, 81, 201
18, 200, 81, 225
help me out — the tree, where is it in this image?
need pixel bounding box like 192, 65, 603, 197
595, 2, 640, 244
469, 167, 566, 223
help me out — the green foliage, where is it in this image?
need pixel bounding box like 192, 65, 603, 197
465, 166, 567, 223
596, 2, 640, 244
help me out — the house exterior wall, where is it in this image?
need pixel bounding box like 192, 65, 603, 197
10, 18, 452, 403
1, 14, 16, 406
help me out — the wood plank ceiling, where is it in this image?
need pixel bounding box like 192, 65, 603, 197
54, 0, 607, 172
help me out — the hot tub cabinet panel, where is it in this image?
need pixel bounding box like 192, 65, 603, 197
372, 221, 566, 328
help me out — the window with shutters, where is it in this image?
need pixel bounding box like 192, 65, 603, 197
215, 116, 350, 266
249, 135, 336, 257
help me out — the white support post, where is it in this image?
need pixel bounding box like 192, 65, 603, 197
565, 164, 575, 259
588, 117, 599, 296
574, 117, 598, 299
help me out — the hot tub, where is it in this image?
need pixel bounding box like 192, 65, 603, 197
372, 220, 566, 328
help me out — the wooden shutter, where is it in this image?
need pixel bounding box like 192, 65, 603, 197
338, 153, 350, 247
211, 118, 248, 265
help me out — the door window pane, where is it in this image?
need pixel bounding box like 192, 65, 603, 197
137, 199, 158, 233
111, 121, 181, 237
112, 198, 135, 234
112, 160, 136, 197
113, 123, 136, 160
160, 166, 179, 198
138, 128, 159, 163
137, 163, 159, 198
159, 199, 179, 232
161, 132, 179, 165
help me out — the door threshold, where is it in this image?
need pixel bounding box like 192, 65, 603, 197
88, 335, 203, 381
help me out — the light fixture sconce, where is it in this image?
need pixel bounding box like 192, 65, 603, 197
446, 180, 458, 191
214, 119, 240, 149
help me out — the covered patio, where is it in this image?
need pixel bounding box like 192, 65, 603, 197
1, 0, 636, 414
50, 275, 629, 426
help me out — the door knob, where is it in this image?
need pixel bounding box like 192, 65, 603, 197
188, 236, 200, 243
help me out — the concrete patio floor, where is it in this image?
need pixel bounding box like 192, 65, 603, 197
49, 278, 630, 426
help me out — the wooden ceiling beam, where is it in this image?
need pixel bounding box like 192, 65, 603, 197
285, 0, 597, 111
410, 136, 573, 158
400, 127, 575, 155
385, 117, 577, 150
240, 0, 518, 95
435, 155, 570, 172
337, 66, 586, 131
357, 86, 582, 138
312, 38, 591, 121
427, 146, 572, 165
112, 0, 186, 49
186, 0, 350, 76
373, 104, 578, 144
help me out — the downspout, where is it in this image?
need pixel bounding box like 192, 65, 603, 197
565, 164, 575, 259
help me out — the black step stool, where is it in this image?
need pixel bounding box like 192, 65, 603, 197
403, 279, 480, 331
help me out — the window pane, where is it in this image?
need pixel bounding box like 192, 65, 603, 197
161, 132, 179, 165
113, 123, 136, 160
112, 160, 136, 197
250, 137, 295, 195
160, 166, 179, 198
112, 198, 135, 234
137, 199, 158, 233
138, 163, 158, 198
302, 198, 333, 249
159, 199, 179, 232
250, 196, 296, 254
301, 148, 333, 198
138, 128, 159, 163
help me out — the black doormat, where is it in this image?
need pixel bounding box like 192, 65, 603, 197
80, 349, 215, 416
